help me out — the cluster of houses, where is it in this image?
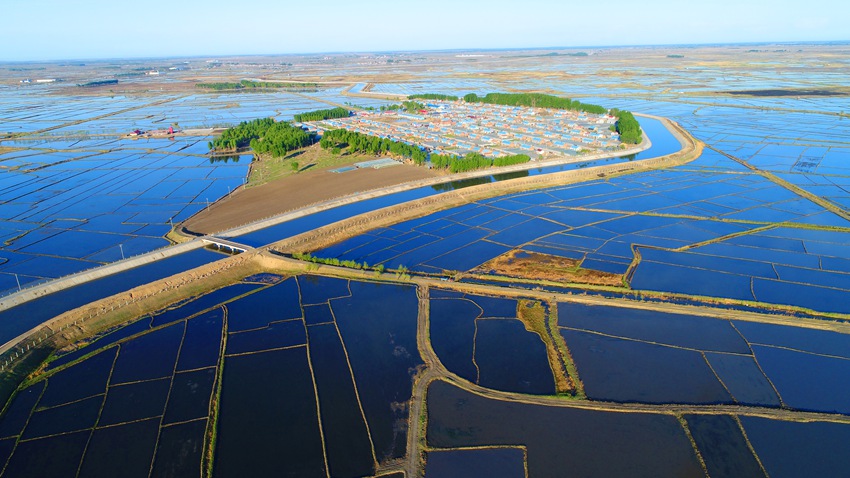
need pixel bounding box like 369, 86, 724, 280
311, 100, 621, 159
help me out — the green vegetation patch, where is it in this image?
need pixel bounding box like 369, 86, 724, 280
320, 128, 427, 164
610, 109, 642, 144
463, 92, 607, 115
321, 127, 529, 173
247, 144, 375, 188
293, 107, 350, 123
462, 92, 642, 144
408, 93, 459, 101
431, 152, 530, 173
517, 299, 574, 395
196, 80, 319, 91
209, 118, 312, 157
76, 79, 118, 88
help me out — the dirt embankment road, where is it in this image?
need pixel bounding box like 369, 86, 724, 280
182, 142, 652, 236
184, 164, 438, 235
180, 111, 660, 237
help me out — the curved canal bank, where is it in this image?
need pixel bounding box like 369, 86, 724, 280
181, 118, 653, 237
0, 114, 672, 316
0, 115, 694, 367
268, 116, 699, 255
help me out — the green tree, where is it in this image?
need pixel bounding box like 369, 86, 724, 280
293, 107, 350, 122
210, 118, 314, 156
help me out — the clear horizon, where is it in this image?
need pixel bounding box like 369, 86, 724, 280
3, 0, 849, 62
3, 40, 850, 64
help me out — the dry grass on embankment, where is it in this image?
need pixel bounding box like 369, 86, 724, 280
473, 250, 624, 287
516, 299, 575, 395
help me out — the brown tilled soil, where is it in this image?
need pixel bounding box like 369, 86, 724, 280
183, 163, 437, 235
472, 250, 624, 286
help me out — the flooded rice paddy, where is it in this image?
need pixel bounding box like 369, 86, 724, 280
558, 301, 850, 412
426, 379, 704, 478
0, 275, 422, 477
3, 47, 850, 476
0, 137, 249, 295
424, 447, 526, 478
2, 270, 846, 476
316, 154, 850, 313
430, 291, 555, 394
738, 417, 850, 478
0, 88, 378, 298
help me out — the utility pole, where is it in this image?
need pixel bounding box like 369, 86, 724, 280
119, 244, 125, 260
14, 273, 21, 292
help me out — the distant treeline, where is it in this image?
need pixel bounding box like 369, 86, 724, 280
209, 118, 312, 157
320, 129, 427, 164
320, 127, 531, 172
293, 107, 350, 122
196, 80, 319, 91
463, 92, 608, 115
535, 52, 588, 57
197, 82, 243, 90
408, 93, 459, 101
463, 92, 642, 144
77, 79, 118, 88
609, 109, 642, 144
430, 152, 530, 173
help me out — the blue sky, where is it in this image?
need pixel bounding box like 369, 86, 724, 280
2, 0, 848, 61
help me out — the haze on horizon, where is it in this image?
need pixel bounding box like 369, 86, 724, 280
3, 0, 849, 62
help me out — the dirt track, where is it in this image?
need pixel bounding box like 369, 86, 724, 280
184, 164, 437, 235
180, 114, 655, 237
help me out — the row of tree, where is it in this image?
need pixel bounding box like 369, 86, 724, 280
209, 118, 312, 157
321, 127, 531, 173
292, 252, 382, 272
463, 92, 642, 144
430, 152, 530, 173
320, 129, 427, 164
408, 93, 459, 101
196, 80, 318, 91
610, 109, 642, 144
242, 80, 317, 89
462, 92, 608, 115
77, 79, 118, 88
196, 82, 243, 90
293, 107, 350, 122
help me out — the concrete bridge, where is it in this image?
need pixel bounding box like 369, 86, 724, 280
0, 236, 251, 314
201, 236, 254, 254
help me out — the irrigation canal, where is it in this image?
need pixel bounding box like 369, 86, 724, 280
0, 116, 684, 351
